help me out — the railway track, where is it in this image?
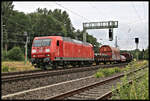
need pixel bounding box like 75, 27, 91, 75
2, 64, 147, 100
2, 63, 128, 96
99, 73, 146, 100
2, 63, 128, 83
46, 65, 147, 100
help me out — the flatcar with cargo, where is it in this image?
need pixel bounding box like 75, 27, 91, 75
121, 52, 133, 62
94, 45, 121, 64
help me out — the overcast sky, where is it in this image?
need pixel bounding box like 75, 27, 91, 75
12, 1, 149, 50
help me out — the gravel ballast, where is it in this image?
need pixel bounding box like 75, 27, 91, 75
2, 66, 147, 100
2, 69, 97, 96
2, 72, 122, 100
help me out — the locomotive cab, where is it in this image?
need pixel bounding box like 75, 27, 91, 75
31, 36, 62, 69
31, 38, 52, 58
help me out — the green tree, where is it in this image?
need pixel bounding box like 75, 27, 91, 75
6, 10, 30, 50
2, 5, 101, 60
7, 46, 24, 61
2, 1, 14, 52
144, 46, 149, 60
87, 33, 100, 53
52, 9, 74, 37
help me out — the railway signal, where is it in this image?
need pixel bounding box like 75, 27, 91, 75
24, 32, 28, 65
109, 28, 113, 41
142, 49, 145, 59
135, 37, 139, 60
135, 37, 139, 50
115, 36, 118, 48
135, 38, 139, 44
83, 21, 118, 42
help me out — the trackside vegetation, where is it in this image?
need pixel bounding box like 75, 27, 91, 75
95, 60, 148, 100
95, 67, 121, 78
111, 60, 148, 100
2, 47, 24, 61
94, 60, 148, 78
1, 46, 36, 72
111, 71, 149, 100
2, 61, 35, 72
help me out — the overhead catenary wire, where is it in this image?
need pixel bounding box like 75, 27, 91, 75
128, 2, 147, 33
54, 2, 95, 43
130, 2, 147, 33
88, 3, 110, 20
88, 2, 133, 42
142, 2, 146, 20
131, 2, 143, 21
88, 3, 119, 47
5, 3, 94, 45
142, 2, 148, 34
55, 2, 91, 22
128, 2, 148, 50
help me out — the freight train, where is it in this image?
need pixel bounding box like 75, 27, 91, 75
31, 36, 133, 69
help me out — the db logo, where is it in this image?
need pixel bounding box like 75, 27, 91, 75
39, 49, 42, 52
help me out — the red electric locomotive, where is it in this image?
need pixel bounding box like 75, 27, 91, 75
31, 36, 94, 69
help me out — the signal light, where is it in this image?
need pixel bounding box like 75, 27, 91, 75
135, 38, 139, 44
109, 28, 113, 41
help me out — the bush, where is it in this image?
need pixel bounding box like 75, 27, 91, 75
2, 65, 9, 72
95, 67, 122, 78
100, 68, 116, 76
95, 72, 104, 78
7, 47, 24, 61
114, 67, 121, 73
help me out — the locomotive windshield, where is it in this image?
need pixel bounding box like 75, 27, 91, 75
33, 39, 51, 47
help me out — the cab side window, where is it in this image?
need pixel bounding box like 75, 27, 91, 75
57, 40, 59, 46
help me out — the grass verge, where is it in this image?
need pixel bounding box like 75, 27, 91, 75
94, 60, 148, 78
111, 68, 149, 100
2, 61, 36, 72
111, 60, 149, 100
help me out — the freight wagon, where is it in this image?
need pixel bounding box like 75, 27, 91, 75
121, 52, 133, 62
95, 45, 122, 64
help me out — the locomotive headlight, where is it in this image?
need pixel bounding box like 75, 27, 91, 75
46, 54, 50, 56
32, 49, 36, 53
33, 55, 36, 57
45, 49, 50, 52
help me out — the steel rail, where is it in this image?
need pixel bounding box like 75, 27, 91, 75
2, 63, 128, 83
2, 63, 128, 76
2, 65, 147, 100
98, 72, 146, 100
46, 65, 147, 100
